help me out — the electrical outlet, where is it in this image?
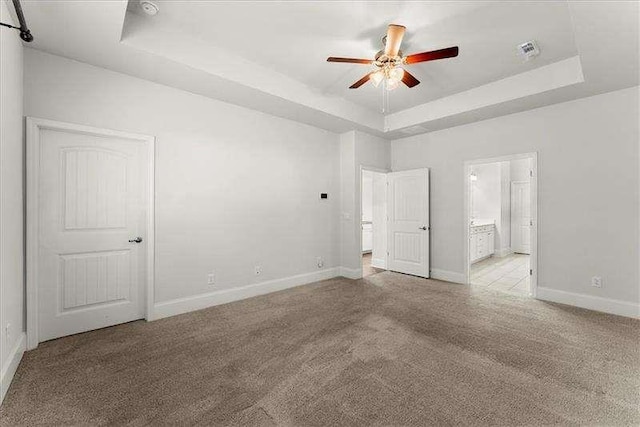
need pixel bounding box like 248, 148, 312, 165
316, 257, 324, 269
207, 271, 215, 285
591, 276, 602, 288
254, 265, 262, 276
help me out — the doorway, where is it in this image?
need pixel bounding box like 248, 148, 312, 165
464, 154, 537, 296
361, 169, 387, 277
26, 118, 155, 349
359, 167, 430, 279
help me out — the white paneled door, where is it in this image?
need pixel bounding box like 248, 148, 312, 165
387, 169, 430, 277
511, 181, 531, 254
30, 119, 152, 344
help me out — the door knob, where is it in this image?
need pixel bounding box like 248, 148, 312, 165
419, 226, 427, 230
128, 237, 143, 243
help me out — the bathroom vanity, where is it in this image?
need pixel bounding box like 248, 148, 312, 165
470, 220, 495, 263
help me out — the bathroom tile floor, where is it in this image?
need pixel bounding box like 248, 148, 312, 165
470, 253, 530, 296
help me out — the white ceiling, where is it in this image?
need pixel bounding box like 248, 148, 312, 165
15, 1, 640, 137
129, 0, 578, 113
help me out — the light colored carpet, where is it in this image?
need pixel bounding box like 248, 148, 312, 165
1, 272, 638, 426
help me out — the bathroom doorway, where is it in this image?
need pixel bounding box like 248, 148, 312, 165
464, 153, 538, 296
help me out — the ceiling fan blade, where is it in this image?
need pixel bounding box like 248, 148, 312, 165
349, 73, 372, 89
384, 24, 406, 57
401, 70, 420, 88
327, 57, 373, 64
404, 46, 459, 64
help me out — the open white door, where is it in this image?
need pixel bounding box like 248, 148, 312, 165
28, 118, 153, 346
387, 169, 430, 277
511, 181, 531, 254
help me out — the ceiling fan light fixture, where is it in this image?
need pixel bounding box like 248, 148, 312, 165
385, 78, 400, 91
370, 70, 385, 88
381, 66, 404, 91
389, 67, 404, 81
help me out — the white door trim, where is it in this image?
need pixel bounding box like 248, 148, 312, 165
463, 152, 538, 297
356, 165, 390, 279
26, 117, 156, 350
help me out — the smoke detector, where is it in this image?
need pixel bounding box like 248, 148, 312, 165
518, 40, 540, 61
139, 0, 159, 16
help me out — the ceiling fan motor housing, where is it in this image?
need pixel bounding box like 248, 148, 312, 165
374, 51, 404, 70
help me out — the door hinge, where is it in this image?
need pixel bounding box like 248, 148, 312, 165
529, 170, 533, 177
530, 219, 533, 226
529, 269, 533, 276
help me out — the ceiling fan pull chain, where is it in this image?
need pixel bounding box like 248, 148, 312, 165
382, 81, 390, 113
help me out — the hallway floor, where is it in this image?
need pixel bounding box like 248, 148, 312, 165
470, 253, 530, 296
362, 253, 384, 277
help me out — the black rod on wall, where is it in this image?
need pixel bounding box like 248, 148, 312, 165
0, 0, 33, 42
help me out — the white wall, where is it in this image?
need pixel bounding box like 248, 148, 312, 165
0, 0, 25, 403
24, 49, 341, 305
392, 86, 639, 311
361, 171, 373, 222
510, 158, 531, 182
470, 162, 501, 221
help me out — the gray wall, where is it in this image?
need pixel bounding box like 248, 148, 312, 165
392, 86, 639, 304
0, 0, 25, 402
24, 49, 341, 304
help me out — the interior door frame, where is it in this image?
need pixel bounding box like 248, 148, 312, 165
26, 117, 156, 350
463, 152, 538, 297
357, 165, 389, 279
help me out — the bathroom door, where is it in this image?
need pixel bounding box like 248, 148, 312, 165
511, 181, 531, 254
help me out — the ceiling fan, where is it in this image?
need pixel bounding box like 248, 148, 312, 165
327, 24, 458, 90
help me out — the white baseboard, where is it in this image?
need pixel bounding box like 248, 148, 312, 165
537, 287, 640, 319
152, 268, 340, 320
371, 258, 387, 269
430, 269, 466, 285
339, 267, 362, 280
1, 332, 26, 405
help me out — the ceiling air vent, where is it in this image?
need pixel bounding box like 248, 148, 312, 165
518, 40, 540, 61
399, 125, 428, 135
